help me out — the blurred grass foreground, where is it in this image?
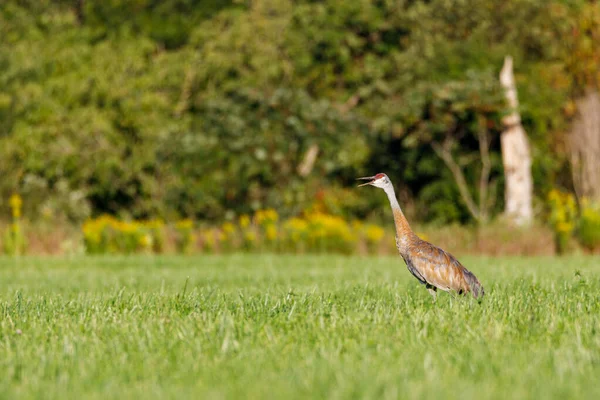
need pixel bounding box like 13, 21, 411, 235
1, 1, 600, 255
1, 254, 600, 399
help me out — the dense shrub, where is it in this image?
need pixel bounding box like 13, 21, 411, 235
0, 1, 598, 225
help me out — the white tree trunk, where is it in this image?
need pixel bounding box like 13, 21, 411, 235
499, 56, 533, 225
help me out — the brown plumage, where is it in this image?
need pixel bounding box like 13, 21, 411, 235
358, 173, 484, 300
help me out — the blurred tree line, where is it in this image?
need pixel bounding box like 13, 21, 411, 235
0, 0, 598, 224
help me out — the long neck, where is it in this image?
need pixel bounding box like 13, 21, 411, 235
383, 184, 416, 253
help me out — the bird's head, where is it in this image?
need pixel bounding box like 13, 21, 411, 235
357, 173, 391, 189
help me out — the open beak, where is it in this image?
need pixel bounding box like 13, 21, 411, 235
356, 176, 375, 187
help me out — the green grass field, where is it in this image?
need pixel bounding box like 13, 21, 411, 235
1, 254, 599, 399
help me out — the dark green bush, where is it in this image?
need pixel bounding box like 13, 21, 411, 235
0, 0, 597, 224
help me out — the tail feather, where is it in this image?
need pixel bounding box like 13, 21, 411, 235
463, 268, 484, 299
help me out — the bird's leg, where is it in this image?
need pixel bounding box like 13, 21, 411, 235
426, 285, 437, 301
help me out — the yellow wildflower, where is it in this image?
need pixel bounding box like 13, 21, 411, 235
139, 234, 153, 249
284, 217, 308, 242
144, 219, 164, 229
556, 221, 573, 233
365, 224, 384, 243
254, 210, 265, 225
9, 194, 22, 218
254, 208, 279, 225
266, 224, 277, 241
222, 222, 236, 234
351, 220, 363, 230
239, 214, 251, 228
203, 230, 216, 247
265, 209, 279, 222
244, 231, 256, 242
176, 219, 194, 230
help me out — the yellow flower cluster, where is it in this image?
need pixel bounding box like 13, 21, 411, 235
364, 224, 385, 243
197, 209, 388, 254
175, 219, 193, 230
222, 222, 236, 235
352, 221, 385, 252
79, 209, 392, 255
548, 190, 577, 233
199, 228, 217, 252
547, 189, 578, 254
252, 209, 280, 248
283, 217, 308, 242
304, 212, 356, 252
254, 209, 278, 225
9, 194, 22, 218
578, 198, 600, 251
280, 212, 361, 253
3, 194, 26, 255
265, 225, 278, 241
218, 222, 238, 250
244, 230, 256, 243
239, 214, 251, 228
82, 215, 165, 254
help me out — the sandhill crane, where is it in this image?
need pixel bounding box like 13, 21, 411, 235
358, 173, 484, 300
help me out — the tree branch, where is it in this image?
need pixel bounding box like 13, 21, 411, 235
297, 144, 319, 177
431, 139, 481, 222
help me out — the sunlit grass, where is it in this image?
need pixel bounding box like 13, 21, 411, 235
1, 254, 599, 399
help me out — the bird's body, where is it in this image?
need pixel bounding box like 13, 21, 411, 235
358, 173, 484, 299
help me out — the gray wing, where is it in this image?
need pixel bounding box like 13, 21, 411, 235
397, 236, 427, 285
406, 241, 471, 293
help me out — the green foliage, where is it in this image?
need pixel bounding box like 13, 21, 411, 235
162, 88, 369, 219
83, 0, 236, 49
0, 0, 598, 224
1, 255, 600, 398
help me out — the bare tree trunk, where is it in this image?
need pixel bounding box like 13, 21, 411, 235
569, 91, 600, 202
432, 139, 482, 222
499, 56, 533, 226
431, 121, 494, 225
